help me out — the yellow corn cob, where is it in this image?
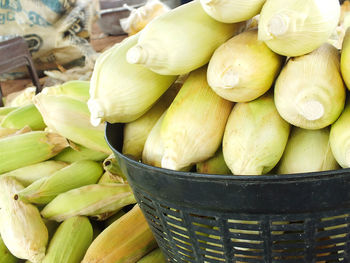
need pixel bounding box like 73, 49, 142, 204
0, 177, 48, 262
53, 142, 109, 163
82, 204, 157, 263
0, 104, 46, 131
161, 66, 233, 171
41, 183, 136, 222
0, 131, 68, 174
137, 248, 166, 263
105, 210, 126, 227
41, 80, 90, 102
88, 34, 177, 125
126, 1, 246, 75
42, 216, 93, 263
16, 160, 103, 204
0, 234, 17, 263
122, 85, 179, 161
0, 160, 68, 186
34, 93, 111, 154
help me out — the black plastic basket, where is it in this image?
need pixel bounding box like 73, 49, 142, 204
106, 122, 350, 263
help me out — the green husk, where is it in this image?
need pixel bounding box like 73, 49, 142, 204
0, 160, 68, 186
102, 155, 127, 183
0, 104, 46, 131
42, 216, 93, 263
34, 94, 111, 154
0, 131, 68, 174
53, 143, 109, 163
16, 160, 103, 204
41, 183, 136, 222
98, 171, 125, 184
277, 127, 339, 174
223, 93, 290, 175
42, 80, 90, 102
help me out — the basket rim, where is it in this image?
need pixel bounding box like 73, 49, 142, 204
105, 122, 350, 183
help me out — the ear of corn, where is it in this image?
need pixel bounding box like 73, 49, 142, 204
137, 248, 166, 263
258, 0, 340, 57
274, 43, 345, 130
330, 101, 350, 168
0, 177, 48, 263
42, 216, 93, 263
41, 183, 136, 222
341, 27, 350, 89
53, 142, 109, 163
223, 93, 290, 175
88, 34, 177, 125
0, 234, 18, 263
0, 160, 68, 187
200, 0, 265, 23
277, 127, 339, 174
161, 66, 233, 171
82, 204, 157, 263
0, 131, 68, 174
34, 93, 111, 154
41, 80, 90, 102
102, 155, 127, 183
196, 147, 231, 175
122, 85, 179, 161
0, 104, 46, 131
207, 29, 283, 102
16, 160, 103, 204
126, 1, 246, 75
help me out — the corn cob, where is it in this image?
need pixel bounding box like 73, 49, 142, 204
0, 131, 68, 174
105, 210, 126, 227
0, 177, 48, 262
0, 160, 68, 186
103, 155, 127, 182
53, 142, 109, 163
82, 204, 157, 263
126, 1, 246, 75
42, 80, 90, 102
41, 183, 136, 222
196, 147, 231, 175
0, 234, 18, 263
161, 66, 233, 171
0, 104, 46, 131
137, 248, 166, 263
88, 34, 177, 125
122, 86, 179, 161
34, 93, 111, 154
42, 216, 93, 263
15, 160, 103, 204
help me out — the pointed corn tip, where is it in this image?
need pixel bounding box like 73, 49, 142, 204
222, 69, 240, 89
268, 14, 290, 37
161, 154, 181, 171
126, 45, 147, 65
297, 100, 325, 121
87, 99, 105, 127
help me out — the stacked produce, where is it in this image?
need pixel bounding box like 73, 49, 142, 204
1, 0, 350, 261
0, 81, 162, 262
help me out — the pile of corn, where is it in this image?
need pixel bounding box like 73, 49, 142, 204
0, 81, 163, 262
2, 0, 350, 262
89, 0, 350, 175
